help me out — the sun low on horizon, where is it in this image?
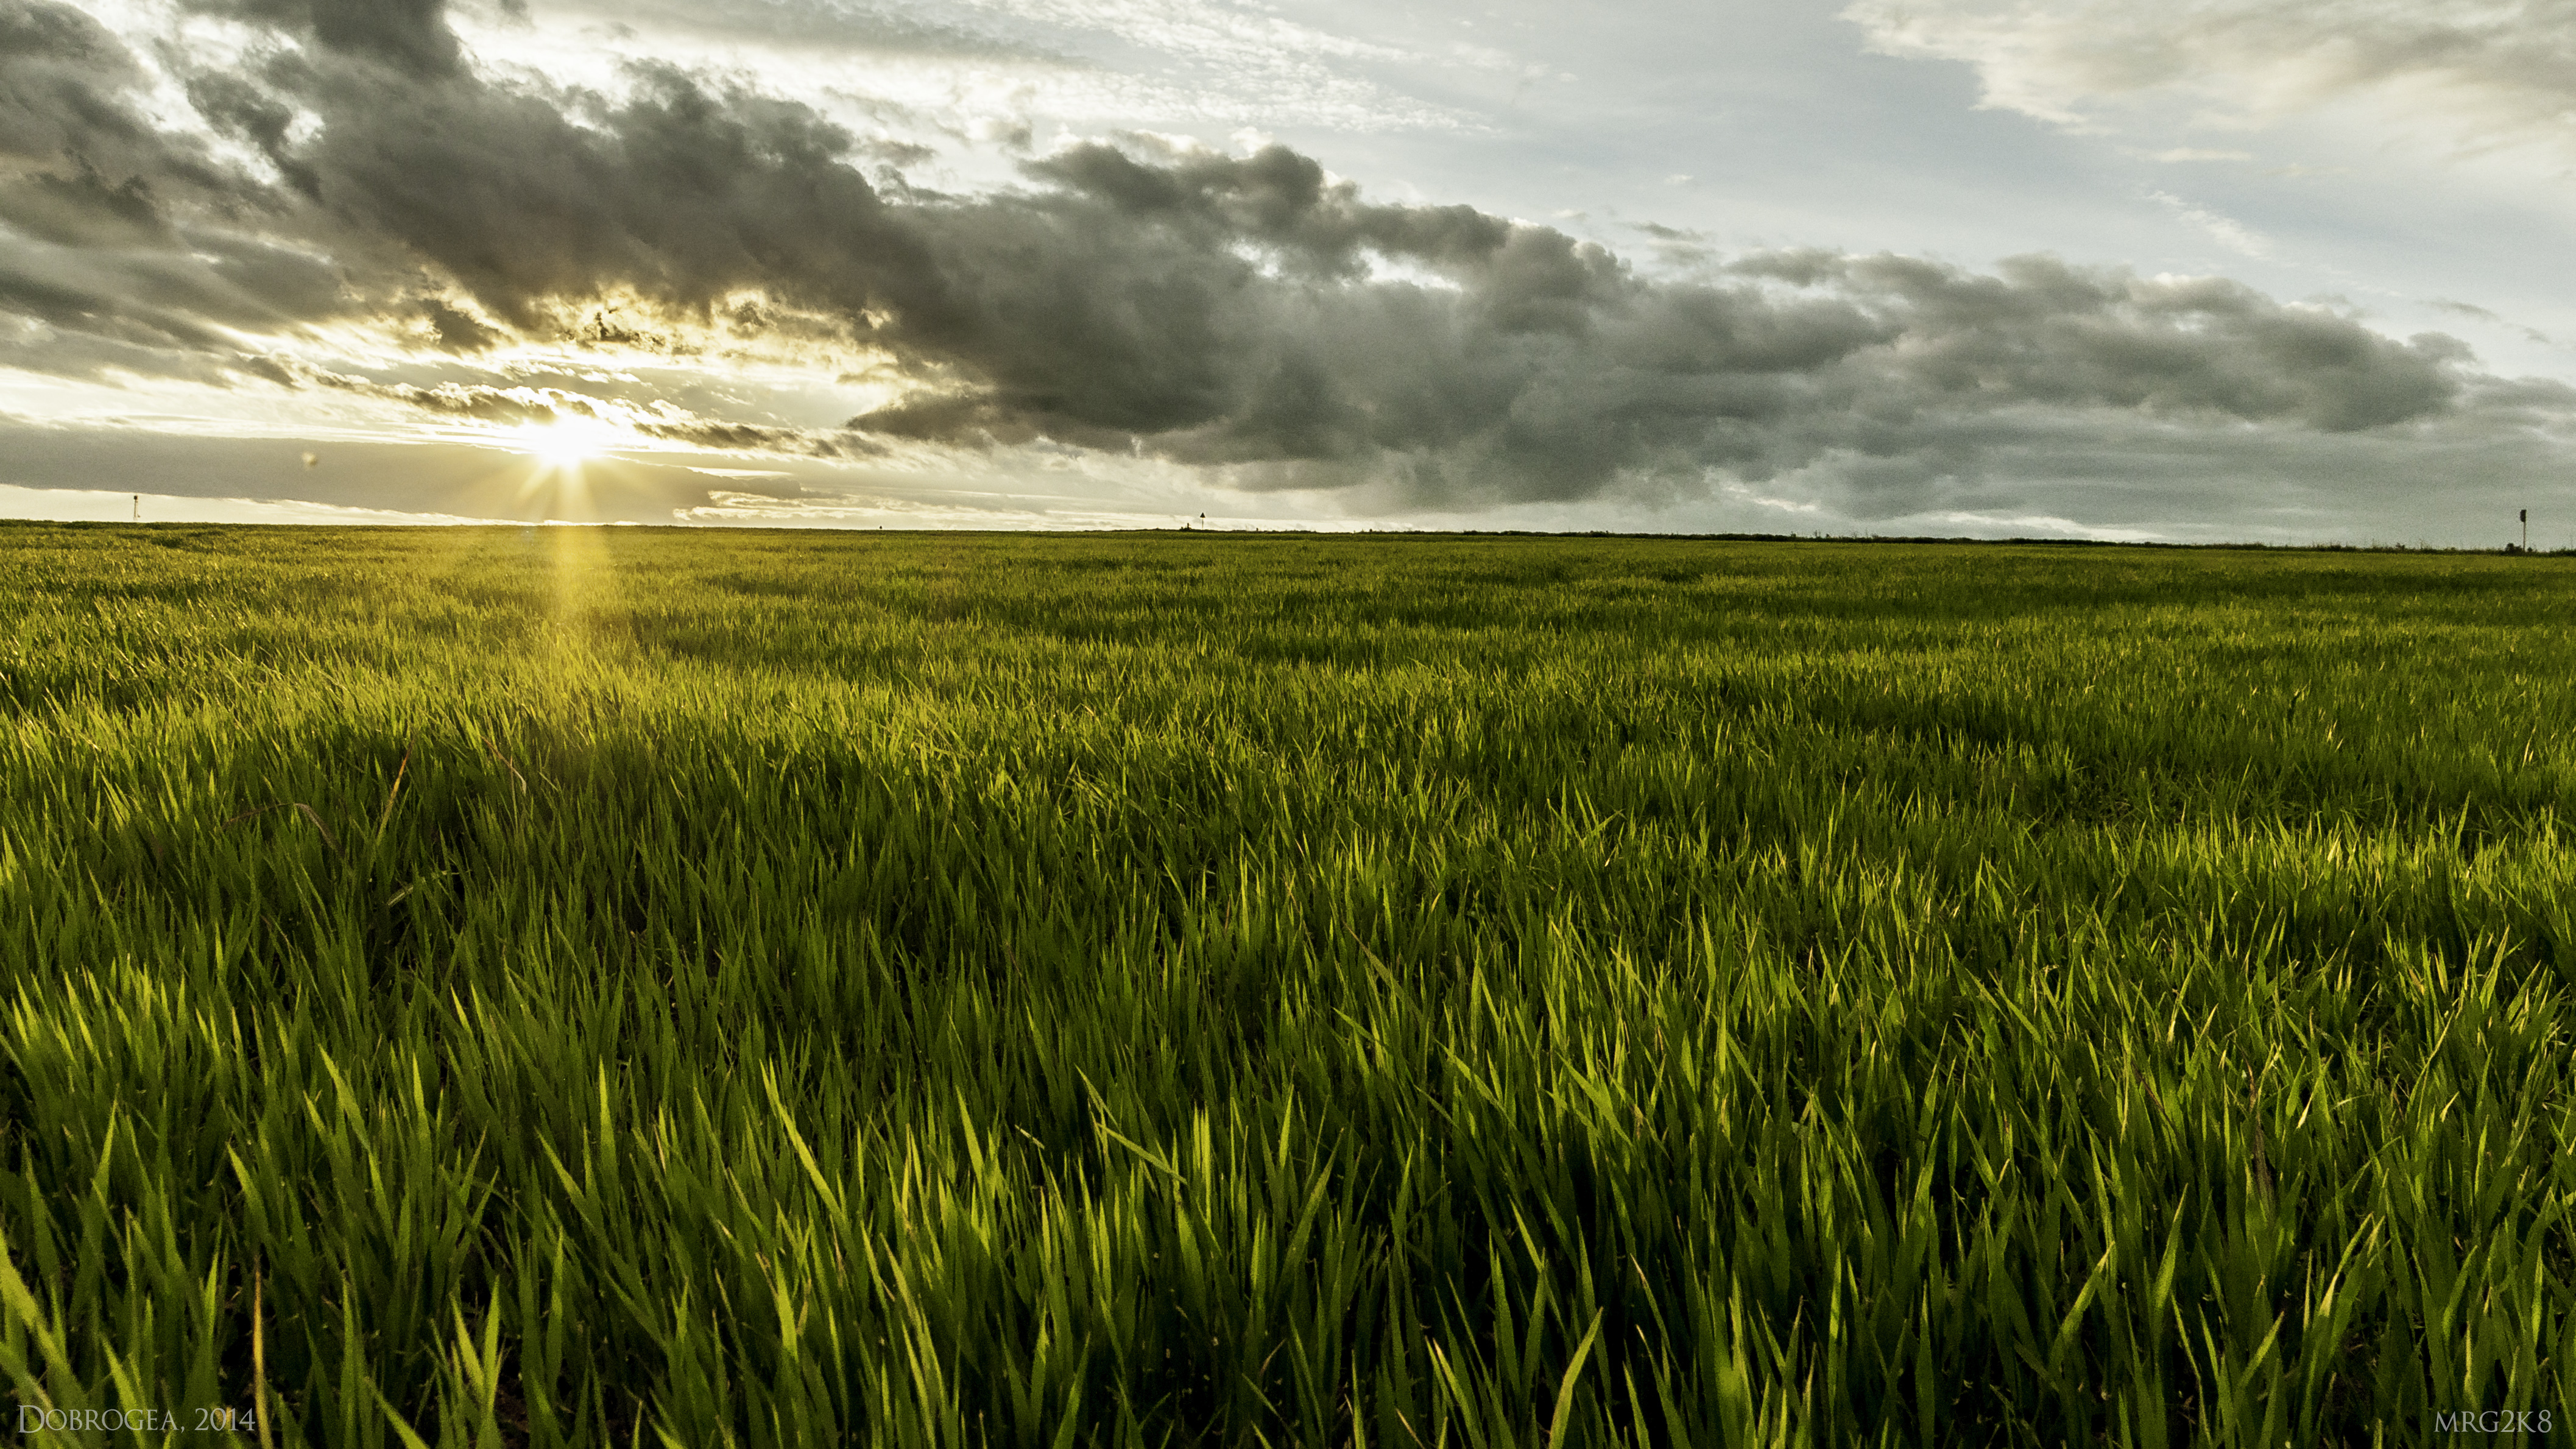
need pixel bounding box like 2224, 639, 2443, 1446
524, 417, 621, 472
503, 416, 629, 520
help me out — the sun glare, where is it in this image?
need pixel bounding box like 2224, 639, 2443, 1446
527, 416, 616, 467
511, 414, 622, 519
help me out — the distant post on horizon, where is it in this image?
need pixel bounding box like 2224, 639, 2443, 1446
2522, 509, 2530, 552
132, 495, 138, 523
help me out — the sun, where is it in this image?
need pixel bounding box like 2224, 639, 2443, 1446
524, 415, 617, 468
510, 414, 623, 518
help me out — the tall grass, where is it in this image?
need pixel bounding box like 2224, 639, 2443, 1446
1, 522, 2569, 1445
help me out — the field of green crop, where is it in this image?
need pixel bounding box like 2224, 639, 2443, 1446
1, 521, 2570, 1446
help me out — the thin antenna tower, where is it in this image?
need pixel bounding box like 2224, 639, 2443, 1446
132, 494, 139, 523
2522, 509, 2530, 552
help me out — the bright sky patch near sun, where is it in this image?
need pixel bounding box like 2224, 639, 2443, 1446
1, 0, 2571, 542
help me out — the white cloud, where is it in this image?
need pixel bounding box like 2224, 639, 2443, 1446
1842, 0, 2576, 163
2146, 189, 2273, 257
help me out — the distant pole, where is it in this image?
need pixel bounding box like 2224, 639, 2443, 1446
2522, 509, 2529, 551
132, 494, 139, 523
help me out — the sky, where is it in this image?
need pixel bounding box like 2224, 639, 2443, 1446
3, 0, 2573, 541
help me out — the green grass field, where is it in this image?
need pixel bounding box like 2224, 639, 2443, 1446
1, 522, 2569, 1446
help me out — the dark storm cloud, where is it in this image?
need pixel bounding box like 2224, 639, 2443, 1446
2, 0, 160, 162
0, 0, 257, 234
1734, 250, 2467, 432
0, 0, 378, 373
867, 153, 2481, 501
415, 294, 500, 351
0, 0, 2561, 512
186, 0, 465, 77
252, 63, 849, 322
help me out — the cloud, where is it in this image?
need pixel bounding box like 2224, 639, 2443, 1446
528, 0, 1046, 68
0, 0, 2569, 532
1842, 0, 2576, 161
485, 0, 1477, 152
2427, 297, 2552, 346
2144, 189, 2272, 257
855, 150, 2476, 503
915, 0, 1473, 131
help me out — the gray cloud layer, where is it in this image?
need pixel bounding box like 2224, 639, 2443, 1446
2, 0, 2569, 521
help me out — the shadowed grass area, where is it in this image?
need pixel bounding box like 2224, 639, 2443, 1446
1, 521, 2570, 1445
